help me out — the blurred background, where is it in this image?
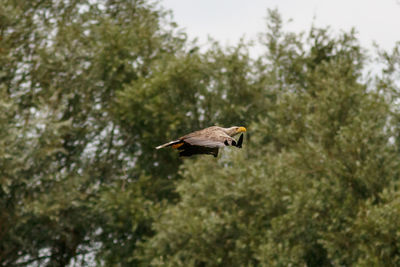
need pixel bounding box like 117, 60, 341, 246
1, 0, 400, 266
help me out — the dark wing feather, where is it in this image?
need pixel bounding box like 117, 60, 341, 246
236, 134, 243, 148
178, 143, 219, 157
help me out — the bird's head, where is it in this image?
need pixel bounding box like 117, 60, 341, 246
225, 126, 247, 137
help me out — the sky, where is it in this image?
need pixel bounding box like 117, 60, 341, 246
161, 0, 400, 55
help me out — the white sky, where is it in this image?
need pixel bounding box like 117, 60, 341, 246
161, 0, 400, 55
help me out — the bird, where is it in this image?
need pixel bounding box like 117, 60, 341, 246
156, 126, 246, 157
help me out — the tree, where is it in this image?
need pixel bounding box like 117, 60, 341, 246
138, 10, 400, 266
1, 0, 186, 265
2, 2, 400, 266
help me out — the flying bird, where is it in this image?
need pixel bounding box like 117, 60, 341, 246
156, 126, 246, 157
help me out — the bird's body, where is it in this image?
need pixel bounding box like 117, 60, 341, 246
156, 126, 246, 157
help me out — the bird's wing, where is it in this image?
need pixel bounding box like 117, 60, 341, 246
183, 130, 235, 148
236, 134, 244, 148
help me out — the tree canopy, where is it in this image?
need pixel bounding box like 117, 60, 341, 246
1, 0, 400, 266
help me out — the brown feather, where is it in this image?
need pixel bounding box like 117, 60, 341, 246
155, 125, 246, 157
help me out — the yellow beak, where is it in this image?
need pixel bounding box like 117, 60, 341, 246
237, 126, 247, 133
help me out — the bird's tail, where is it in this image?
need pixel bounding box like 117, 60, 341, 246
155, 140, 182, 149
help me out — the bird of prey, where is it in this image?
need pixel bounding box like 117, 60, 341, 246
156, 126, 246, 157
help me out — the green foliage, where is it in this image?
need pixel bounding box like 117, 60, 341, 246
1, 0, 185, 265
138, 9, 400, 267
351, 184, 400, 266
1, 2, 400, 266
